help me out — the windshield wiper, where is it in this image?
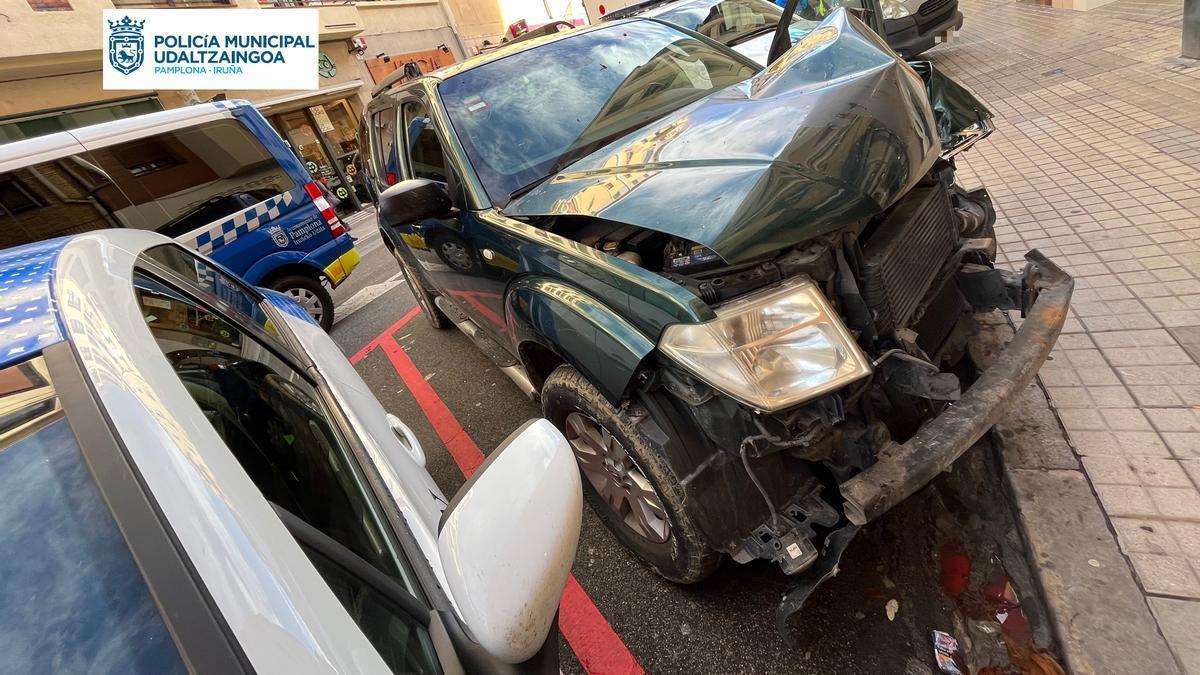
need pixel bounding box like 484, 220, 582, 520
507, 174, 554, 203
505, 134, 623, 205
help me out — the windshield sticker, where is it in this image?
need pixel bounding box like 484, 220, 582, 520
464, 96, 489, 115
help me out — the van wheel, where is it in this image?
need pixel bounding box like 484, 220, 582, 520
271, 275, 334, 331
393, 251, 450, 330
541, 365, 720, 584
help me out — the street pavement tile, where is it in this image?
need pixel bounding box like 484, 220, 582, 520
1149, 598, 1200, 673
1170, 521, 1200, 559
1147, 487, 1200, 521
1132, 554, 1200, 598
1095, 484, 1159, 518
1163, 433, 1200, 458
1114, 517, 1181, 556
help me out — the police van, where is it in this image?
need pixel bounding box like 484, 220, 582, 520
0, 100, 358, 330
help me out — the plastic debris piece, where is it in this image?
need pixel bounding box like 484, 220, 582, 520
1088, 558, 1100, 568
931, 631, 963, 675
965, 620, 1010, 672
940, 546, 971, 600
886, 598, 899, 621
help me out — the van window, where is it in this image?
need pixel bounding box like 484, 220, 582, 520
85, 119, 297, 239
0, 357, 185, 673
0, 155, 136, 250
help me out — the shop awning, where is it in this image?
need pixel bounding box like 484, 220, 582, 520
253, 80, 365, 115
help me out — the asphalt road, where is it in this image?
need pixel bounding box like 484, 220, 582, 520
329, 228, 1047, 674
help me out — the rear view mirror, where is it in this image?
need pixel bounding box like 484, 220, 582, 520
437, 419, 581, 664
378, 178, 452, 225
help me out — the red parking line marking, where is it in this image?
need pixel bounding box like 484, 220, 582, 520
377, 336, 484, 477
350, 311, 645, 675
349, 305, 421, 363
446, 289, 508, 333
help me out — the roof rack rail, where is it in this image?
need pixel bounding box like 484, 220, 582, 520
370, 62, 423, 97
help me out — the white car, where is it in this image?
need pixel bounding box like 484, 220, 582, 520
0, 229, 580, 673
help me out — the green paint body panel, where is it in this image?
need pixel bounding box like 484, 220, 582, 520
505, 277, 657, 402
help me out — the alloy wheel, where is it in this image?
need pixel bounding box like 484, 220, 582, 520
284, 287, 323, 324
564, 411, 671, 544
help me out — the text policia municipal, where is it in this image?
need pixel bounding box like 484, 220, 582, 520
153, 34, 315, 67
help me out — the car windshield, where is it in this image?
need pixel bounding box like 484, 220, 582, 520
654, 0, 810, 44
438, 20, 757, 205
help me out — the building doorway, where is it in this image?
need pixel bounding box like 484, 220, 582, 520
272, 99, 368, 217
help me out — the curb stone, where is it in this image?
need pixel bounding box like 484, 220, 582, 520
979, 316, 1181, 675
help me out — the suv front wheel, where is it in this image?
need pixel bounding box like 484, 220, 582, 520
541, 365, 720, 584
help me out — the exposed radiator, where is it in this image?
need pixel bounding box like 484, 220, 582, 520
860, 186, 958, 335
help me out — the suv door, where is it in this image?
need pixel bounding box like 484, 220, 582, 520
392, 99, 515, 341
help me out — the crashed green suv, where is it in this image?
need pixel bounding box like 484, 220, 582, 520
363, 9, 1072, 625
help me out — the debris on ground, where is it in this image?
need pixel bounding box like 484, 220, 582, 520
931, 630, 965, 674
964, 620, 1009, 672
934, 545, 1067, 674
886, 598, 899, 621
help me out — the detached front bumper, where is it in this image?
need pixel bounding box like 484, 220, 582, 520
839, 250, 1073, 525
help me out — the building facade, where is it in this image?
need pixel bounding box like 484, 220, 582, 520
0, 0, 510, 214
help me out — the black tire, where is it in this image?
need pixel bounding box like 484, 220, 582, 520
270, 274, 334, 332
393, 250, 450, 330
542, 365, 720, 583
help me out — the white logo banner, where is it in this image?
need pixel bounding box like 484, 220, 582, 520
103, 9, 318, 91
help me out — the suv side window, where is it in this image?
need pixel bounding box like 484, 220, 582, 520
400, 102, 448, 183
131, 269, 441, 673
84, 119, 296, 239
371, 109, 400, 190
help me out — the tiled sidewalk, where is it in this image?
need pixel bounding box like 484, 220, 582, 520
936, 0, 1200, 670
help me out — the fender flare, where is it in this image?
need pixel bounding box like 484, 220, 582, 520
505, 276, 655, 405
242, 250, 321, 285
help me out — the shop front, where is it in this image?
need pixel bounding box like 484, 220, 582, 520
258, 84, 372, 219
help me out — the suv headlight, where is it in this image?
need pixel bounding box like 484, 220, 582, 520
881, 0, 912, 19
659, 279, 871, 413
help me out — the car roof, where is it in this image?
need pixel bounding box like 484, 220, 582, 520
0, 100, 249, 172
0, 237, 70, 369
7, 230, 394, 672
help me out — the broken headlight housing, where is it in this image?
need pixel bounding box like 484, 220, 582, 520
659, 279, 871, 412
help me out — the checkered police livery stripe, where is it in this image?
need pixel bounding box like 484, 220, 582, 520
0, 237, 69, 368
184, 190, 298, 255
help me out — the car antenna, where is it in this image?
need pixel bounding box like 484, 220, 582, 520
766, 0, 801, 65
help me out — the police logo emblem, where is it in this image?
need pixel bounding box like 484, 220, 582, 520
267, 226, 289, 248
108, 16, 145, 75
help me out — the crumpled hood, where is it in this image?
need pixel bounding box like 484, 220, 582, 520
505, 9, 941, 264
